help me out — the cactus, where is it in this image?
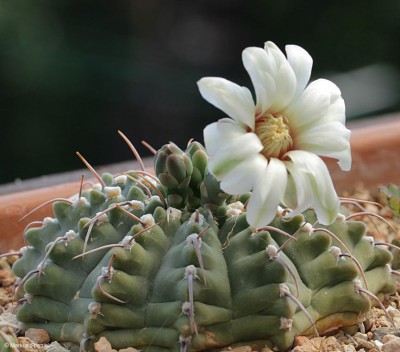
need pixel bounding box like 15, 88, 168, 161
378, 184, 400, 270
380, 184, 400, 219
8, 140, 397, 352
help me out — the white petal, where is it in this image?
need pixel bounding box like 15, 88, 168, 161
246, 158, 288, 228
286, 150, 339, 225
317, 95, 346, 125
285, 44, 313, 97
207, 132, 263, 179
306, 78, 341, 96
264, 42, 297, 112
220, 154, 268, 194
282, 171, 297, 210
270, 61, 297, 112
264, 41, 286, 69
311, 175, 340, 225
295, 121, 352, 171
283, 161, 313, 218
242, 47, 276, 113
337, 151, 352, 172
197, 77, 256, 129
284, 79, 342, 131
204, 119, 247, 156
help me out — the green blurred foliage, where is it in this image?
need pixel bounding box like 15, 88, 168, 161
1, 0, 400, 184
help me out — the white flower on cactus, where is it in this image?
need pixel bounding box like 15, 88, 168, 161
198, 41, 351, 228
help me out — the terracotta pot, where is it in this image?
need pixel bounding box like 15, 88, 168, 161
0, 181, 83, 251
1, 114, 399, 251
325, 114, 400, 192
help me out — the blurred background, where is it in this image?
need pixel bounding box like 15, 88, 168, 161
1, 0, 400, 185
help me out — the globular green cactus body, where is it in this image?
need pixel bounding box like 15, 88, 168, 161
11, 142, 396, 352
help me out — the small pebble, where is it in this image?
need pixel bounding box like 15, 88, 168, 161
382, 334, 400, 344
382, 339, 400, 352
343, 345, 356, 352
25, 328, 50, 344
94, 336, 115, 352
293, 336, 309, 346
261, 347, 274, 352
387, 306, 400, 318
372, 327, 400, 341
374, 340, 384, 349
45, 342, 70, 352
354, 332, 368, 341
17, 336, 45, 352
354, 337, 375, 350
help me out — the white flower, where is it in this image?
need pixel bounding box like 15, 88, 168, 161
198, 41, 351, 228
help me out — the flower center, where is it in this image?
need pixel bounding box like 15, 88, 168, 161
254, 113, 293, 159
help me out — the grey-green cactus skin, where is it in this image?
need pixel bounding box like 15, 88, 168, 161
11, 142, 396, 352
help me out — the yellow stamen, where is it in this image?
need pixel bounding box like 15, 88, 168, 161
255, 113, 293, 159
